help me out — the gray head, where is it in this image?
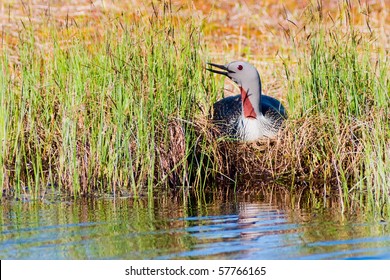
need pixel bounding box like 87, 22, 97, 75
207, 61, 259, 85
207, 61, 262, 118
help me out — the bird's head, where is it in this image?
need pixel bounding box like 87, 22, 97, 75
207, 61, 260, 87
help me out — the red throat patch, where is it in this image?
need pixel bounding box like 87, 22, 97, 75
240, 87, 257, 119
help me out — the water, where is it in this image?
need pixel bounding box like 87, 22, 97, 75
1, 193, 389, 259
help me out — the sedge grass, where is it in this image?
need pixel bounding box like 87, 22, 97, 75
0, 1, 389, 214
1, 3, 217, 198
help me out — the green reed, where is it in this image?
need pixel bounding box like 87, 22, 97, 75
0, 6, 218, 198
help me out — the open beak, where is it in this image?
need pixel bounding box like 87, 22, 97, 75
206, 63, 235, 76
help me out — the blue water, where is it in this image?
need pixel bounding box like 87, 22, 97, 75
0, 195, 389, 259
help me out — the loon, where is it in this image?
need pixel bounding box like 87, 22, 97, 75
207, 61, 286, 141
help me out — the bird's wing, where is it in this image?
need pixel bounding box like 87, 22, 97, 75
212, 95, 242, 121
261, 95, 287, 132
261, 95, 287, 119
212, 95, 242, 136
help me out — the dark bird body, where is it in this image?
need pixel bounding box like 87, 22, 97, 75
213, 94, 286, 138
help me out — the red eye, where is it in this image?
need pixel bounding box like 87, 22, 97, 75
237, 65, 243, 70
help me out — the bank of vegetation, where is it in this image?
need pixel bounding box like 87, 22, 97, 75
0, 1, 388, 213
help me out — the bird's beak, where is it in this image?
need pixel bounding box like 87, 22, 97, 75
206, 63, 235, 76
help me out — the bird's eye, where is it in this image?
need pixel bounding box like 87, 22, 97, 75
237, 65, 243, 70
